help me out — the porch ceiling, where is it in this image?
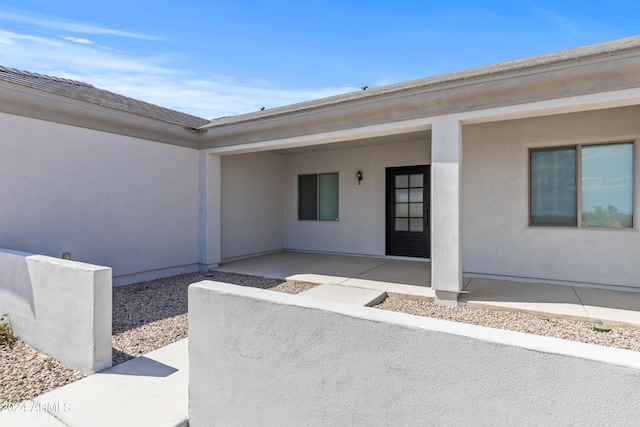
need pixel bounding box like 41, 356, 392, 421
270, 130, 431, 154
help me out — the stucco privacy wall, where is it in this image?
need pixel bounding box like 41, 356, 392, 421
0, 112, 200, 285
462, 105, 640, 289
283, 140, 430, 255
0, 249, 112, 373
220, 152, 285, 261
190, 281, 640, 426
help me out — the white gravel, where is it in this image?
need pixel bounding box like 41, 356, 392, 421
3, 270, 640, 406
375, 295, 640, 352
0, 340, 84, 406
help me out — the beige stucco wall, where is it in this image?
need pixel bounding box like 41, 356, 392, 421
284, 140, 430, 256
190, 280, 640, 426
0, 112, 200, 285
220, 152, 286, 261
462, 105, 640, 288
218, 139, 431, 261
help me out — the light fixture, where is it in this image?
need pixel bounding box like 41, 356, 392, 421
356, 170, 363, 185
62, 252, 72, 260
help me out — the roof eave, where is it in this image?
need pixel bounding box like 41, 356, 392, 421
0, 81, 203, 149
199, 38, 640, 149
200, 34, 640, 131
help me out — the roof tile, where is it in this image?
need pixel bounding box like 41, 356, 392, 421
0, 67, 210, 128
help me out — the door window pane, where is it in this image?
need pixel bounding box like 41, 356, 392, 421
582, 143, 633, 228
410, 174, 423, 187
395, 175, 409, 188
395, 218, 408, 231
530, 148, 577, 225
395, 189, 409, 203
395, 204, 408, 217
410, 218, 424, 232
393, 169, 426, 232
409, 188, 423, 203
409, 203, 423, 217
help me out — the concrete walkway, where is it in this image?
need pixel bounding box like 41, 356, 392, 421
215, 251, 640, 327
299, 283, 387, 306
0, 339, 188, 427
461, 278, 640, 327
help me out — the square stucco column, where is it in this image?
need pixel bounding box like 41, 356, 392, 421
199, 152, 221, 270
431, 117, 463, 305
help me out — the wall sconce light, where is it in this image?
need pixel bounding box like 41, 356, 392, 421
62, 252, 72, 260
356, 170, 363, 185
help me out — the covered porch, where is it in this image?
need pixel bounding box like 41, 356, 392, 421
212, 251, 640, 327
198, 40, 640, 307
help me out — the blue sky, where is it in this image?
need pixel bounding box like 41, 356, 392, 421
0, 1, 638, 119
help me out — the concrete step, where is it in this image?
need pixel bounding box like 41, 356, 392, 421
299, 283, 387, 306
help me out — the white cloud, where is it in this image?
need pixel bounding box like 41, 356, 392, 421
87, 75, 355, 119
0, 30, 63, 47
0, 9, 158, 40
0, 29, 175, 74
60, 36, 94, 45
0, 28, 354, 119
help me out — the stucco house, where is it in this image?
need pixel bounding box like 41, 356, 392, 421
3, 35, 640, 304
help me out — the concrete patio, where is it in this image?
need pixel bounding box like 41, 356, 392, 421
214, 251, 640, 327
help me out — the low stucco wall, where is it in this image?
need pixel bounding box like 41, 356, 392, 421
0, 249, 112, 373
189, 281, 640, 426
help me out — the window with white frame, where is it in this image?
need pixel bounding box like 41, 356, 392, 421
298, 173, 339, 221
530, 141, 634, 228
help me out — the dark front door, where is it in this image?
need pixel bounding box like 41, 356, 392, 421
386, 165, 430, 258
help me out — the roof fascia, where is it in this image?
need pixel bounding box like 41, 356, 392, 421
0, 82, 201, 149
199, 49, 640, 150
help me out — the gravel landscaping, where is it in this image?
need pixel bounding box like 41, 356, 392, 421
3, 270, 640, 405
0, 340, 85, 406
0, 271, 315, 405
111, 271, 314, 364
376, 296, 640, 351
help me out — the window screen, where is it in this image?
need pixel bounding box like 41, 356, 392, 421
298, 174, 318, 220
530, 147, 577, 226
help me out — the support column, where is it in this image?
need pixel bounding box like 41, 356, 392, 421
430, 116, 463, 305
199, 151, 221, 271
